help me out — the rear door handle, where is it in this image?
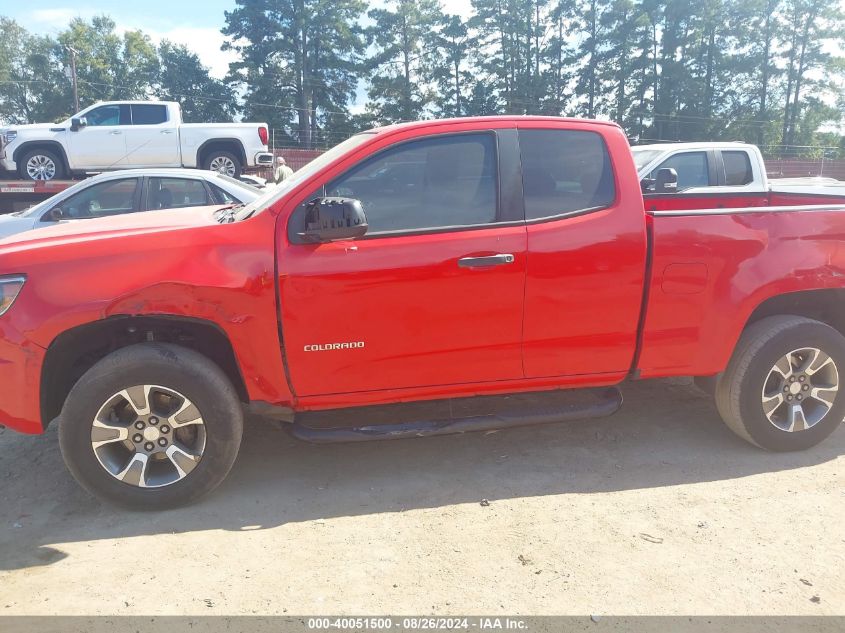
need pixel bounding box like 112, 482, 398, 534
458, 254, 515, 268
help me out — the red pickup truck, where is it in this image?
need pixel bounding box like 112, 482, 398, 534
2, 116, 845, 509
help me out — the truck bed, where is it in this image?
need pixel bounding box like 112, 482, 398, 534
637, 201, 845, 379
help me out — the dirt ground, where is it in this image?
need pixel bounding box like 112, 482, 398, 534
0, 378, 843, 616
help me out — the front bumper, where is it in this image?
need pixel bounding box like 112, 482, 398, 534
254, 152, 274, 167
0, 320, 46, 434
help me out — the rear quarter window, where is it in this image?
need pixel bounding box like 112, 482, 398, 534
519, 129, 616, 220
723, 151, 753, 186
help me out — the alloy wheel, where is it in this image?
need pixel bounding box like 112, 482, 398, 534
26, 154, 57, 180
761, 347, 839, 432
90, 385, 207, 488
209, 156, 237, 177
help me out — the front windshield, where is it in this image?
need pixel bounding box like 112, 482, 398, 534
233, 132, 376, 220
631, 149, 663, 172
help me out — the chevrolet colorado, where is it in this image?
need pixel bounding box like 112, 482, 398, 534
2, 116, 845, 509
0, 101, 273, 181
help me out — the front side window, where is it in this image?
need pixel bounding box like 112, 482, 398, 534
723, 151, 753, 186
148, 178, 212, 209
519, 129, 616, 220
55, 178, 139, 219
325, 133, 498, 233
132, 104, 168, 125
85, 105, 129, 127
650, 151, 709, 190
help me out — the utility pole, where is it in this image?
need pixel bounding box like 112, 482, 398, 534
68, 47, 79, 112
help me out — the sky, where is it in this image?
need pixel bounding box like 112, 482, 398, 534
5, 1, 476, 80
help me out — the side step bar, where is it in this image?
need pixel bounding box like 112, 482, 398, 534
288, 387, 623, 444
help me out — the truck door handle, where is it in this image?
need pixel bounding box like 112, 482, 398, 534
458, 254, 515, 268
109, 130, 122, 135
160, 130, 174, 134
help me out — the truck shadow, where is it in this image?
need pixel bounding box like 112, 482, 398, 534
1, 378, 843, 571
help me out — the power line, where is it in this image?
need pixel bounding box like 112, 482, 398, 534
0, 78, 362, 118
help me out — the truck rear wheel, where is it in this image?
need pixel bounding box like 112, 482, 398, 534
58, 343, 243, 510
203, 150, 242, 179
715, 315, 845, 451
19, 148, 65, 181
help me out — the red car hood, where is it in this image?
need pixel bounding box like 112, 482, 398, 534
0, 206, 224, 252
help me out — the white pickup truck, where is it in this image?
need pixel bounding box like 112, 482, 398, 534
0, 101, 273, 181
631, 141, 845, 210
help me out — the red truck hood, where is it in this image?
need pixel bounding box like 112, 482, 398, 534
0, 205, 223, 252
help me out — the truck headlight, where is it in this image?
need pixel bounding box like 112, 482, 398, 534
4, 130, 17, 144
0, 275, 26, 316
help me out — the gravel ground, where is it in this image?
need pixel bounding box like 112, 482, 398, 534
0, 378, 843, 616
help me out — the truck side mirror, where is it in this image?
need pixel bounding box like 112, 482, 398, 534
70, 116, 87, 132
655, 167, 678, 193
298, 197, 368, 243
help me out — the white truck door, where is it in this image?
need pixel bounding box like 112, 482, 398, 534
68, 104, 129, 170
122, 104, 181, 167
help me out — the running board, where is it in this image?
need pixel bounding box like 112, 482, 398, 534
288, 387, 623, 444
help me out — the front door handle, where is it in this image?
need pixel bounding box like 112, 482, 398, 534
160, 129, 174, 134
109, 130, 122, 135
458, 254, 515, 268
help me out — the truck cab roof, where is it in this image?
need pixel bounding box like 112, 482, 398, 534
367, 115, 625, 136
632, 141, 754, 152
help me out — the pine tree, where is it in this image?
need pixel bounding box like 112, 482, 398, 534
222, 0, 367, 148
157, 42, 237, 122
365, 0, 442, 123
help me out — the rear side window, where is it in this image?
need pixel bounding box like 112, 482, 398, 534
148, 177, 212, 209
650, 151, 709, 190
519, 129, 615, 220
132, 104, 168, 125
723, 151, 753, 186
325, 133, 498, 233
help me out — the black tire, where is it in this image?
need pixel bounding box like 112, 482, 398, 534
715, 315, 845, 451
202, 150, 242, 179
18, 148, 65, 181
58, 343, 243, 510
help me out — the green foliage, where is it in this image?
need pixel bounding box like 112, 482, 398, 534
365, 0, 441, 124
222, 0, 367, 148
157, 41, 237, 122
2, 0, 845, 156
58, 16, 159, 103
429, 14, 473, 117
0, 16, 235, 126
0, 17, 68, 123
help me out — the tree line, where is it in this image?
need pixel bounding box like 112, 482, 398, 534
1, 0, 844, 157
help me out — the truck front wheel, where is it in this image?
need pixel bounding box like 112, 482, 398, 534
58, 343, 244, 510
715, 315, 845, 451
203, 150, 242, 179
19, 148, 65, 181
